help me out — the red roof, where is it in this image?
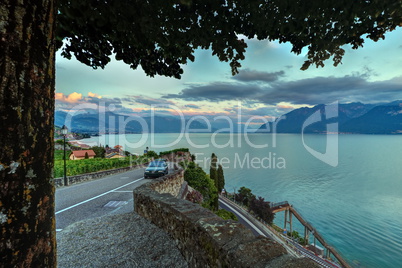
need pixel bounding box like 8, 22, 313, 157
70, 150, 96, 158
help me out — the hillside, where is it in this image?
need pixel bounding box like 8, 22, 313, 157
258, 101, 402, 134
55, 110, 209, 134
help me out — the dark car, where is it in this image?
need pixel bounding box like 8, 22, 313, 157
144, 159, 168, 178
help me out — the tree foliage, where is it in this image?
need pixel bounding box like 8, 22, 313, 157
209, 153, 219, 210
235, 186, 256, 207
56, 0, 402, 78
159, 148, 189, 156
249, 196, 274, 224
217, 164, 225, 192
91, 146, 106, 158
234, 187, 274, 224
183, 162, 218, 210
146, 150, 159, 159
209, 153, 218, 187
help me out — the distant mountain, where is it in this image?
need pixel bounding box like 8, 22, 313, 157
340, 104, 402, 134
55, 111, 210, 134
258, 102, 402, 134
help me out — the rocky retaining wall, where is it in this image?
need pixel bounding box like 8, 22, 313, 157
133, 171, 318, 268
53, 164, 146, 187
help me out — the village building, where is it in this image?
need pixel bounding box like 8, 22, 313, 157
69, 150, 96, 160
105, 145, 126, 159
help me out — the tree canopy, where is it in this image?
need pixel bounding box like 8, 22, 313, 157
2, 0, 402, 265
56, 0, 402, 78
183, 162, 218, 210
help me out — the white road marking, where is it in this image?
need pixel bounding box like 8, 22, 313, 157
56, 178, 143, 215
56, 229, 63, 232
112, 191, 133, 193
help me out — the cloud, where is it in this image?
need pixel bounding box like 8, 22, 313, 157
232, 69, 285, 83
125, 95, 175, 106
163, 82, 264, 102
88, 92, 102, 98
224, 104, 294, 119
55, 92, 83, 103
86, 96, 122, 107
55, 92, 128, 113
165, 74, 402, 106
257, 75, 402, 105
185, 104, 201, 109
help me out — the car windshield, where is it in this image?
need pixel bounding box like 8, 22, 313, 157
148, 161, 165, 167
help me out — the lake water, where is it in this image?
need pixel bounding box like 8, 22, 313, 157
81, 133, 402, 268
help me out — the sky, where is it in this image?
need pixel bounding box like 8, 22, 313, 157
55, 27, 402, 128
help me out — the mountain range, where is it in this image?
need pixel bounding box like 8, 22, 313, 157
55, 101, 402, 135
55, 110, 210, 134
258, 101, 402, 134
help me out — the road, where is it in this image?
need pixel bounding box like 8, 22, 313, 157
219, 197, 342, 267
218, 197, 299, 257
55, 167, 148, 231
219, 198, 273, 238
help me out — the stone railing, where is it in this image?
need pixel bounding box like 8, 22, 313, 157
53, 163, 147, 187
133, 170, 318, 267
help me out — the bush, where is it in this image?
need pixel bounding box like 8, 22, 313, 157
235, 186, 255, 207
249, 196, 274, 224
185, 190, 203, 204
159, 148, 189, 156
183, 162, 218, 211
146, 150, 158, 158
91, 146, 106, 158
215, 209, 238, 221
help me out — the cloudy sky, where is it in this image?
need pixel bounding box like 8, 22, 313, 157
55, 27, 402, 127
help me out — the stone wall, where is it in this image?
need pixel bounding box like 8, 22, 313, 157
133, 171, 318, 268
150, 170, 185, 197
53, 163, 146, 187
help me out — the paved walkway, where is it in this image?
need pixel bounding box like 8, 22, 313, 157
57, 212, 188, 268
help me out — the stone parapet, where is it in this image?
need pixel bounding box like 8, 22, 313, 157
150, 170, 185, 197
133, 170, 318, 268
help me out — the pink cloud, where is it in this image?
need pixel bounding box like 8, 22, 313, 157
55, 92, 83, 103
277, 104, 294, 109
88, 92, 102, 99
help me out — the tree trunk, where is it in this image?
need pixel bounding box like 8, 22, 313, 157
0, 1, 57, 266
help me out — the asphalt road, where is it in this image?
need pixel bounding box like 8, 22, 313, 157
55, 167, 149, 231
218, 197, 273, 238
